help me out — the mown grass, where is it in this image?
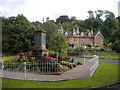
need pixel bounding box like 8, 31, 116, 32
99, 55, 120, 60
0, 78, 2, 89
85, 51, 120, 60
2, 62, 120, 88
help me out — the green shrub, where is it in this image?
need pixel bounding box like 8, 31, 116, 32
49, 50, 55, 57
20, 57, 29, 62
100, 48, 105, 51
4, 57, 20, 62
59, 65, 69, 71
63, 56, 70, 61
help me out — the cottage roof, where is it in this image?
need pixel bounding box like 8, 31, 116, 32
94, 31, 104, 38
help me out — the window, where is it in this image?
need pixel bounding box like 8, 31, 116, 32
98, 39, 100, 42
88, 32, 91, 36
74, 39, 76, 42
89, 39, 92, 42
81, 44, 85, 47
75, 44, 77, 47
65, 32, 68, 36
81, 39, 85, 42
73, 32, 76, 36
81, 32, 84, 36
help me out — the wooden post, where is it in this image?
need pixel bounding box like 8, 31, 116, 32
24, 62, 27, 80
2, 61, 4, 77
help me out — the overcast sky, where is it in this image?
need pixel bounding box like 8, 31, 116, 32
0, 0, 119, 22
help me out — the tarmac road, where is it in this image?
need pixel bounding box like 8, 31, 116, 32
69, 56, 120, 65
71, 56, 120, 89
99, 59, 119, 64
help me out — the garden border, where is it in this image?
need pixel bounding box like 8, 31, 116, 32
0, 55, 99, 82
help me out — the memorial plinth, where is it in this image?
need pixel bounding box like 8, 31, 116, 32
32, 30, 48, 57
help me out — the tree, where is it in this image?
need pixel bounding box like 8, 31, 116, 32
88, 10, 94, 18
95, 10, 104, 20
84, 18, 103, 31
42, 21, 58, 48
104, 10, 115, 19
70, 16, 76, 21
111, 40, 120, 53
48, 33, 68, 55
56, 15, 70, 23
109, 16, 120, 53
102, 15, 118, 39
2, 14, 34, 53
2, 10, 119, 54
46, 17, 50, 22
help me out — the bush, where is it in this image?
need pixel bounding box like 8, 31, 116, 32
59, 65, 69, 71
20, 57, 29, 62
68, 47, 85, 56
100, 48, 105, 51
4, 57, 20, 62
63, 56, 70, 61
49, 50, 55, 57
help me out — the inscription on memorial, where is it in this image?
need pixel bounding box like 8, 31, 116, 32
34, 33, 42, 47
34, 31, 46, 48
33, 30, 48, 56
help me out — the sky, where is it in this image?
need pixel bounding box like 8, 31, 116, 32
0, 0, 119, 22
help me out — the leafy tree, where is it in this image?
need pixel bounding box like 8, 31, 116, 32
95, 10, 104, 20
104, 10, 115, 19
84, 18, 103, 31
111, 40, 120, 53
48, 33, 68, 55
102, 16, 118, 39
42, 21, 58, 48
46, 17, 50, 22
70, 16, 77, 21
2, 14, 34, 54
88, 10, 94, 18
2, 10, 119, 54
31, 21, 42, 30
56, 15, 70, 23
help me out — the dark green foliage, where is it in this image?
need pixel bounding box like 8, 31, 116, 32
48, 33, 68, 55
68, 47, 85, 56
100, 48, 106, 51
2, 14, 34, 54
111, 40, 120, 53
1, 10, 120, 54
56, 15, 71, 23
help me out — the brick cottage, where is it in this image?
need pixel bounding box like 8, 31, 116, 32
58, 26, 104, 49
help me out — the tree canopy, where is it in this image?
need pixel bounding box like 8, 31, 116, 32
1, 10, 120, 54
48, 33, 68, 55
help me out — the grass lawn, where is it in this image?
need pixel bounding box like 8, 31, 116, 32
84, 51, 120, 60
0, 78, 2, 89
2, 62, 120, 88
99, 55, 120, 60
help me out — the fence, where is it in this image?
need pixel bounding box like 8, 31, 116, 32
88, 55, 99, 77
0, 55, 99, 81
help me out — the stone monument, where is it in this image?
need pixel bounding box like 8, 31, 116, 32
32, 30, 48, 57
